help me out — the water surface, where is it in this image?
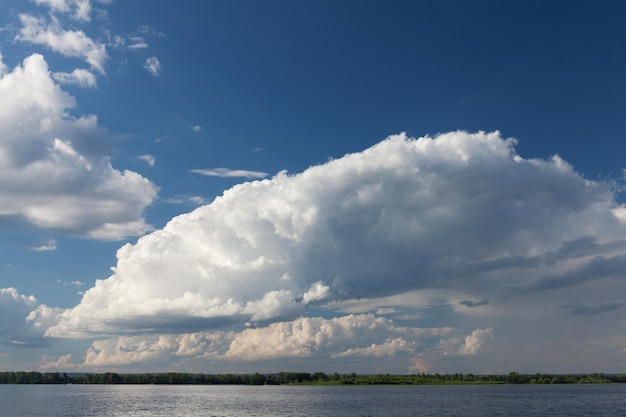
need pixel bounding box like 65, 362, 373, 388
1, 384, 625, 416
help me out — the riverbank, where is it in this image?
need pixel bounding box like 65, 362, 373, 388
1, 371, 625, 385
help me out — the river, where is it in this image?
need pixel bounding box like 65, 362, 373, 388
1, 383, 625, 416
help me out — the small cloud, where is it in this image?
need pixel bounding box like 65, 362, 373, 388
25, 239, 58, 252
128, 42, 148, 50
138, 154, 155, 167
191, 168, 268, 179
154, 134, 171, 143
53, 68, 97, 88
165, 196, 207, 205
332, 338, 415, 358
170, 113, 201, 133
188, 196, 206, 205
109, 35, 125, 49
144, 57, 161, 76
459, 298, 489, 308
39, 353, 76, 371
58, 280, 86, 287
138, 25, 165, 37
128, 36, 148, 49
253, 147, 264, 152
164, 198, 186, 204
457, 327, 494, 356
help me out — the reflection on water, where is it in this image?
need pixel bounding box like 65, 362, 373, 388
1, 384, 625, 417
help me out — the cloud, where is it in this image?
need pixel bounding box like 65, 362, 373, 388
138, 154, 155, 167
0, 53, 157, 239
52, 68, 97, 87
58, 280, 86, 287
459, 299, 489, 308
144, 57, 161, 76
127, 37, 148, 50
188, 196, 206, 205
0, 54, 8, 75
47, 131, 626, 339
560, 300, 626, 316
518, 254, 626, 293
137, 25, 164, 37
0, 288, 61, 347
25, 239, 58, 251
164, 195, 207, 206
191, 168, 269, 179
457, 327, 493, 356
39, 353, 75, 371
18, 14, 107, 74
331, 338, 416, 358
436, 327, 494, 357
76, 314, 455, 368
33, 0, 92, 22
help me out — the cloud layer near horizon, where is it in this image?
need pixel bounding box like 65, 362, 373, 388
0, 53, 157, 239
46, 131, 626, 341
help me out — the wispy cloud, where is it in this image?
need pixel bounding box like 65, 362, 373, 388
33, 0, 92, 22
24, 239, 58, 252
138, 154, 155, 167
58, 279, 86, 287
127, 36, 148, 49
190, 168, 268, 179
164, 195, 208, 205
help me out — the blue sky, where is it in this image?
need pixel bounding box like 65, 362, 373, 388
1, 0, 626, 374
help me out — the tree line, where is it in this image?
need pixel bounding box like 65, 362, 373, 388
1, 371, 625, 385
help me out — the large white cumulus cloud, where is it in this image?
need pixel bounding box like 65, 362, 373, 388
0, 53, 157, 239
48, 131, 626, 337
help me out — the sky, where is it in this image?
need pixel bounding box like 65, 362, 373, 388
0, 0, 626, 375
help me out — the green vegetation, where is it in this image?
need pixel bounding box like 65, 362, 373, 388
1, 371, 626, 385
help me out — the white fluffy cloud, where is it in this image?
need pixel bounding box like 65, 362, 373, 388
52, 68, 97, 87
76, 314, 456, 369
18, 14, 107, 74
457, 327, 494, 356
48, 131, 626, 339
0, 53, 157, 239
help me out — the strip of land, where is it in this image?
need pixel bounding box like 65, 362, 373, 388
1, 371, 625, 385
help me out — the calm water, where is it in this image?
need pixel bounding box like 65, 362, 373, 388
1, 384, 625, 417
